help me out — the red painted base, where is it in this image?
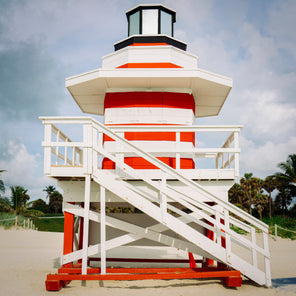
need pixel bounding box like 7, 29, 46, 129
45, 264, 242, 291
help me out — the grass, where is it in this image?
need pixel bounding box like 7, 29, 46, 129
0, 212, 64, 232
264, 216, 296, 240
32, 213, 64, 232
0, 212, 35, 229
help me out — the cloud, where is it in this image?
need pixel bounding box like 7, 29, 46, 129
240, 136, 296, 178
0, 41, 65, 121
268, 0, 296, 58
238, 90, 296, 142
0, 140, 56, 200
0, 139, 54, 200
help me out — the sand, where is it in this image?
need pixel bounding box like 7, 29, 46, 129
0, 229, 296, 296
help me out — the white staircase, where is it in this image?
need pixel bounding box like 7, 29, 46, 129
40, 116, 271, 286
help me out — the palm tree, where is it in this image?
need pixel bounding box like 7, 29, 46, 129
10, 186, 30, 215
263, 176, 277, 218
253, 193, 268, 220
240, 173, 263, 215
274, 188, 293, 214
228, 183, 244, 209
274, 154, 296, 198
49, 190, 63, 214
43, 185, 56, 200
0, 170, 6, 196
0, 197, 11, 212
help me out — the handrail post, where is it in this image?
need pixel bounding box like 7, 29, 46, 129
83, 122, 93, 174
44, 123, 52, 175
100, 185, 106, 274
92, 125, 98, 175
224, 210, 231, 263
251, 227, 258, 268
263, 230, 272, 286
82, 174, 91, 274
115, 132, 124, 177
55, 130, 60, 165
160, 177, 167, 224
233, 131, 239, 178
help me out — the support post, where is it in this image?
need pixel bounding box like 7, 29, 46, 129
82, 175, 91, 274
263, 231, 272, 286
100, 185, 106, 274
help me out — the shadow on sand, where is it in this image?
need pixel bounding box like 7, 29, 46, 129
272, 277, 296, 289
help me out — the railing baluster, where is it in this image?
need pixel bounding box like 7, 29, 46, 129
263, 231, 271, 286
251, 227, 258, 268
234, 131, 239, 177
64, 138, 68, 165
44, 123, 52, 174
73, 147, 76, 166
115, 132, 124, 177
56, 130, 60, 165
215, 210, 221, 245
92, 126, 98, 174
160, 178, 167, 224
224, 210, 231, 263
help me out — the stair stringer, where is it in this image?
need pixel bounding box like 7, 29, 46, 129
92, 170, 267, 285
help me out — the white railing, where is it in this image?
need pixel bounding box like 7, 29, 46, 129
40, 116, 242, 179
40, 116, 270, 286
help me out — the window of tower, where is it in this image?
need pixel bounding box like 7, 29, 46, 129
160, 10, 172, 36
142, 9, 158, 34
129, 10, 140, 36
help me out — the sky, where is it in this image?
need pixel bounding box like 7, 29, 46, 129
0, 0, 295, 201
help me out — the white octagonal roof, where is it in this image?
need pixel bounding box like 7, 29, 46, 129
66, 68, 232, 118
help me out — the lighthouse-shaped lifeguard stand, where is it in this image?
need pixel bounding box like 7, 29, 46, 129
42, 4, 271, 291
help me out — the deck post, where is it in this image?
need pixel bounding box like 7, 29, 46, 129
100, 185, 106, 274
82, 174, 91, 274
263, 231, 272, 286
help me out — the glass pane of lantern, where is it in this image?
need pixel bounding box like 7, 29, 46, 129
129, 11, 140, 36
142, 9, 158, 34
160, 10, 172, 36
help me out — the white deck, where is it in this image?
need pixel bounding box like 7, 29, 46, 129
40, 116, 271, 287
40, 116, 241, 181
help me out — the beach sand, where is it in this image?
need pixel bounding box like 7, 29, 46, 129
0, 228, 296, 296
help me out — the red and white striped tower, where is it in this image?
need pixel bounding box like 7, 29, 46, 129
65, 2, 232, 263
44, 5, 272, 291
67, 4, 232, 171
102, 5, 196, 170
